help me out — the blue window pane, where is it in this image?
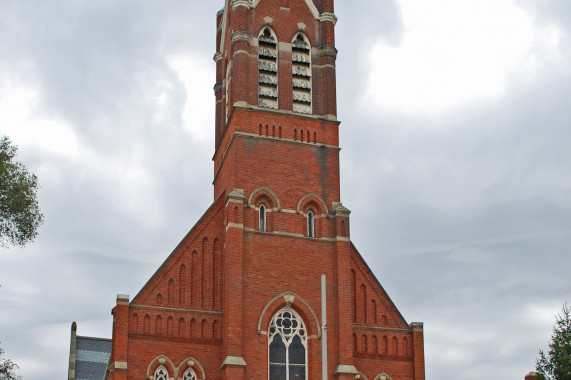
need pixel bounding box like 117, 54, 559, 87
270, 364, 286, 380
270, 335, 286, 363
288, 336, 305, 364
289, 364, 306, 379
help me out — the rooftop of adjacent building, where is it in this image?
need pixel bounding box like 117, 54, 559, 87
69, 322, 111, 380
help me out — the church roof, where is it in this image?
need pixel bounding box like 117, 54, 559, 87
74, 336, 111, 380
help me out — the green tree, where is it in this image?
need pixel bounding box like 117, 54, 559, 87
536, 303, 571, 380
0, 343, 21, 380
0, 136, 43, 248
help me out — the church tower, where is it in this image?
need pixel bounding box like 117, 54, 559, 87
103, 1, 425, 380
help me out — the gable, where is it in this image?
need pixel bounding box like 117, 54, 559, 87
131, 194, 225, 311
350, 243, 409, 329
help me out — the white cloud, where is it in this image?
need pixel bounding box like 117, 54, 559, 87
365, 0, 550, 113
0, 73, 80, 158
168, 54, 215, 142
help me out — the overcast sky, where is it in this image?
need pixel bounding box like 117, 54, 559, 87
0, 0, 570, 379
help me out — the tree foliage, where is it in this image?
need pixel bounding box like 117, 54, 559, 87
536, 303, 571, 380
0, 136, 43, 248
0, 343, 21, 380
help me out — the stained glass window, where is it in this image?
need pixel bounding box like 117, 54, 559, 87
154, 366, 168, 380
269, 308, 307, 380
183, 368, 197, 380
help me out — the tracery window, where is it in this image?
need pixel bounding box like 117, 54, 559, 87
268, 308, 307, 380
183, 368, 197, 380
292, 33, 311, 114
154, 365, 168, 380
258, 27, 278, 109
259, 204, 266, 232
307, 211, 314, 238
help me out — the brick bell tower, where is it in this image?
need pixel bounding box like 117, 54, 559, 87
103, 1, 425, 380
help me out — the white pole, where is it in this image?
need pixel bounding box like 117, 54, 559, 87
321, 274, 327, 380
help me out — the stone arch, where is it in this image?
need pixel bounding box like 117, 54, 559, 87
146, 355, 176, 380
248, 187, 280, 210
297, 193, 328, 215
374, 374, 393, 380
257, 291, 321, 338
356, 372, 369, 380
176, 357, 206, 380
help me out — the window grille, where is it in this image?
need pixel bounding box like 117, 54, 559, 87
292, 33, 311, 114
259, 28, 278, 109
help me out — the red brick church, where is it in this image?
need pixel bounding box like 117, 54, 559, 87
68, 1, 425, 379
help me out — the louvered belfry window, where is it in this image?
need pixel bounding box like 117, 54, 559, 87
258, 28, 278, 109
292, 33, 311, 114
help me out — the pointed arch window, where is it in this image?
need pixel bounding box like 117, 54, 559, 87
154, 365, 168, 380
307, 211, 314, 238
269, 308, 307, 380
292, 33, 311, 114
258, 27, 278, 110
259, 204, 266, 232
183, 368, 197, 380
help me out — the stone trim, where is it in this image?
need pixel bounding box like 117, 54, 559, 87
256, 291, 321, 337
335, 364, 359, 375
297, 193, 329, 215
226, 222, 244, 231
352, 324, 411, 333
231, 30, 253, 45
320, 12, 338, 24
221, 356, 246, 368
213, 131, 340, 185
114, 362, 128, 370
314, 46, 338, 58
130, 304, 223, 315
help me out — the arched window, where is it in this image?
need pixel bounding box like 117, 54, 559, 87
183, 368, 197, 380
259, 204, 266, 232
269, 308, 307, 380
307, 211, 314, 238
154, 365, 168, 380
258, 27, 278, 109
292, 33, 311, 114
